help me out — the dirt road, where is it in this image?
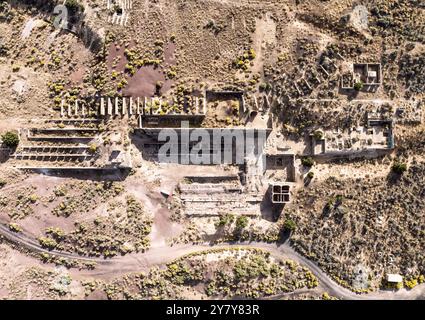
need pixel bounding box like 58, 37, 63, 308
81, 242, 425, 300
1, 223, 424, 300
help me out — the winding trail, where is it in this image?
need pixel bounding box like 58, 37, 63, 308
1, 223, 424, 300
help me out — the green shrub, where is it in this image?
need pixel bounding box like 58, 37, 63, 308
259, 83, 272, 92
392, 162, 407, 174
325, 199, 334, 211
215, 214, 235, 228
65, 0, 84, 14
313, 130, 323, 140
1, 131, 19, 148
29, 194, 38, 203
306, 171, 314, 179
38, 237, 58, 250
301, 157, 314, 167
354, 81, 364, 91
88, 144, 97, 154
9, 223, 22, 233
322, 292, 331, 300
404, 278, 418, 289
235, 216, 249, 230
283, 219, 296, 232
46, 227, 65, 241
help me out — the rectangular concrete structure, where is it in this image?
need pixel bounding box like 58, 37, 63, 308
270, 183, 291, 204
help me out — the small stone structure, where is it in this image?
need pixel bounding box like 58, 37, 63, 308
341, 63, 382, 89
310, 113, 394, 159
270, 183, 291, 204
354, 63, 382, 86
386, 274, 403, 284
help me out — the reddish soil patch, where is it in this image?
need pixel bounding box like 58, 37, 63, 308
69, 67, 86, 86
123, 66, 173, 97
107, 42, 176, 97
164, 42, 177, 65
106, 43, 131, 72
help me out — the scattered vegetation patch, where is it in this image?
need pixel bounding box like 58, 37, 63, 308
0, 186, 37, 219
292, 162, 425, 291
234, 49, 256, 71
43, 195, 153, 258
103, 248, 318, 299
51, 181, 124, 217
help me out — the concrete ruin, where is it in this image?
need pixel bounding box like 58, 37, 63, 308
11, 118, 131, 171
270, 183, 291, 204
341, 63, 382, 89
354, 63, 382, 86
107, 0, 132, 26
310, 113, 394, 159
134, 127, 271, 165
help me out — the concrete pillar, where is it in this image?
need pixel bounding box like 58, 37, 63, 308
293, 82, 301, 95
304, 78, 312, 90
319, 65, 329, 77
100, 97, 105, 116
82, 104, 86, 117
253, 95, 259, 111
136, 97, 140, 115
107, 98, 113, 115
122, 97, 127, 115
264, 95, 270, 109
150, 98, 155, 114
115, 97, 119, 115
129, 97, 133, 115
67, 103, 72, 117
202, 98, 207, 114
277, 96, 282, 105
60, 100, 65, 117
75, 100, 79, 116
195, 97, 199, 114
313, 71, 321, 83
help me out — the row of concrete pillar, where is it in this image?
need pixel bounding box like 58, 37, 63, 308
108, 12, 130, 26
60, 100, 91, 117
60, 96, 208, 118
244, 94, 271, 115
99, 96, 207, 116
106, 0, 133, 10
